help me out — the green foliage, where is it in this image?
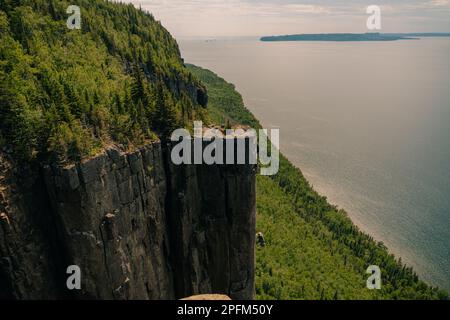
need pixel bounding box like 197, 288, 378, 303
47, 120, 100, 162
187, 64, 260, 129
189, 64, 449, 300
151, 81, 180, 137
0, 0, 204, 163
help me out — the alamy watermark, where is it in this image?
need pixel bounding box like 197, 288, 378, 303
170, 121, 280, 176
366, 265, 382, 289
66, 5, 81, 30
366, 5, 382, 30
66, 265, 81, 290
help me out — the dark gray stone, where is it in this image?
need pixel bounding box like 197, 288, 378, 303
0, 141, 256, 300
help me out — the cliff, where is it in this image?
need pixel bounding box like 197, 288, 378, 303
0, 1, 255, 300
0, 141, 256, 300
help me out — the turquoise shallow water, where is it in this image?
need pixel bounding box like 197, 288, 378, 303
179, 37, 450, 291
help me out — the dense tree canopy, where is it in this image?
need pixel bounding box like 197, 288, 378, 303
0, 0, 207, 163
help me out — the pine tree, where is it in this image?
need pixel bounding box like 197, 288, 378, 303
48, 0, 58, 20
130, 64, 146, 104
152, 81, 178, 138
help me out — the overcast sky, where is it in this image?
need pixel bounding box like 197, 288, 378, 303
120, 0, 450, 38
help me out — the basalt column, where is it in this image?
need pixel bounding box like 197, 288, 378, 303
165, 136, 256, 300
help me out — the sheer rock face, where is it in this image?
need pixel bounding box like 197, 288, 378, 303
0, 142, 255, 300
0, 154, 62, 300
165, 139, 256, 300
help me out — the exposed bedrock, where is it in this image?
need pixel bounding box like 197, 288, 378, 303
0, 141, 255, 300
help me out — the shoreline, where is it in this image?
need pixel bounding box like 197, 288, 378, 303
186, 62, 449, 298
237, 91, 446, 291
297, 162, 441, 289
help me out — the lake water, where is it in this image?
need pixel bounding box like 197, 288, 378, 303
179, 37, 450, 291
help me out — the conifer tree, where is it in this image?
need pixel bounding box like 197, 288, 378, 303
152, 81, 178, 138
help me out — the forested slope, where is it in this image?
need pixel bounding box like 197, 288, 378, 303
0, 0, 207, 164
187, 64, 449, 300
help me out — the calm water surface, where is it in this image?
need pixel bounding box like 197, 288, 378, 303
179, 37, 450, 290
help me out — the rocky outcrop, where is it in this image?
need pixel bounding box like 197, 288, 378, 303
0, 154, 62, 299
165, 139, 256, 300
41, 144, 173, 300
0, 141, 255, 300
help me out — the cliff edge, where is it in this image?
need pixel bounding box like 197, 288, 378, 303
0, 142, 256, 299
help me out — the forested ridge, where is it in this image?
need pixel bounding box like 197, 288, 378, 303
188, 64, 449, 300
0, 0, 207, 164
0, 0, 448, 300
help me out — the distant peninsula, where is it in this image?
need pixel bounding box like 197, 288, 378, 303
260, 33, 450, 42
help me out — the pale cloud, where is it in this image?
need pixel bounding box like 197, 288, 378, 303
121, 0, 450, 37
428, 0, 450, 6
275, 4, 330, 14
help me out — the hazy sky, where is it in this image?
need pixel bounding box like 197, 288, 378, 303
121, 0, 450, 38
